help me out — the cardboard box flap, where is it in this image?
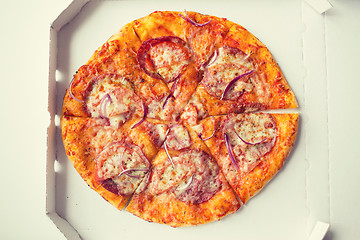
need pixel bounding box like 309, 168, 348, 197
51, 0, 89, 32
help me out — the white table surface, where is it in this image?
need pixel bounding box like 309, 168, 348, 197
0, 0, 359, 239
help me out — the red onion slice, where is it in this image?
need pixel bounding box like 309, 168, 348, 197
162, 94, 172, 109
162, 78, 179, 109
176, 174, 194, 191
131, 101, 147, 129
224, 133, 239, 170
118, 168, 150, 179
68, 77, 84, 103
118, 147, 126, 171
235, 131, 268, 145
99, 93, 111, 118
200, 117, 216, 141
137, 36, 189, 82
179, 10, 212, 27
204, 49, 219, 68
221, 70, 254, 100
164, 141, 175, 169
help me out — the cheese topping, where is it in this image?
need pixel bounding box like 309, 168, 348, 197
85, 74, 143, 128
203, 62, 254, 100
209, 47, 253, 68
146, 95, 175, 121
149, 41, 190, 81
149, 42, 188, 67
137, 36, 191, 82
174, 150, 221, 204
142, 121, 169, 148
95, 143, 150, 196
202, 47, 258, 100
150, 155, 196, 195
165, 124, 191, 151
150, 150, 221, 204
235, 114, 276, 143
181, 95, 208, 126
225, 113, 277, 174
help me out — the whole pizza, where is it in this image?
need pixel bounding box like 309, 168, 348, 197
61, 10, 298, 227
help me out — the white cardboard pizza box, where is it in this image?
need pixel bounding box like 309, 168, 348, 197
45, 0, 359, 239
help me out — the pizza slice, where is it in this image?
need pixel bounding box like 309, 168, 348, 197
126, 123, 240, 227
181, 23, 298, 125
135, 35, 200, 120
191, 112, 298, 204
136, 35, 200, 120
60, 115, 163, 210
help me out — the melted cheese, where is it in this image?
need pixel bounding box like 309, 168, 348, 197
149, 41, 189, 81
235, 114, 276, 144
154, 124, 168, 143
97, 144, 150, 196
146, 96, 174, 121
150, 42, 187, 67
150, 155, 196, 195
202, 47, 258, 100
226, 113, 277, 174
165, 124, 191, 150
99, 152, 121, 179
211, 47, 253, 69
172, 150, 221, 204
86, 75, 142, 127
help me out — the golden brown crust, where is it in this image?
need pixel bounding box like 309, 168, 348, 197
60, 115, 130, 210
60, 10, 299, 227
127, 179, 240, 227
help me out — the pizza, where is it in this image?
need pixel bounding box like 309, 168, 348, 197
61, 10, 299, 227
